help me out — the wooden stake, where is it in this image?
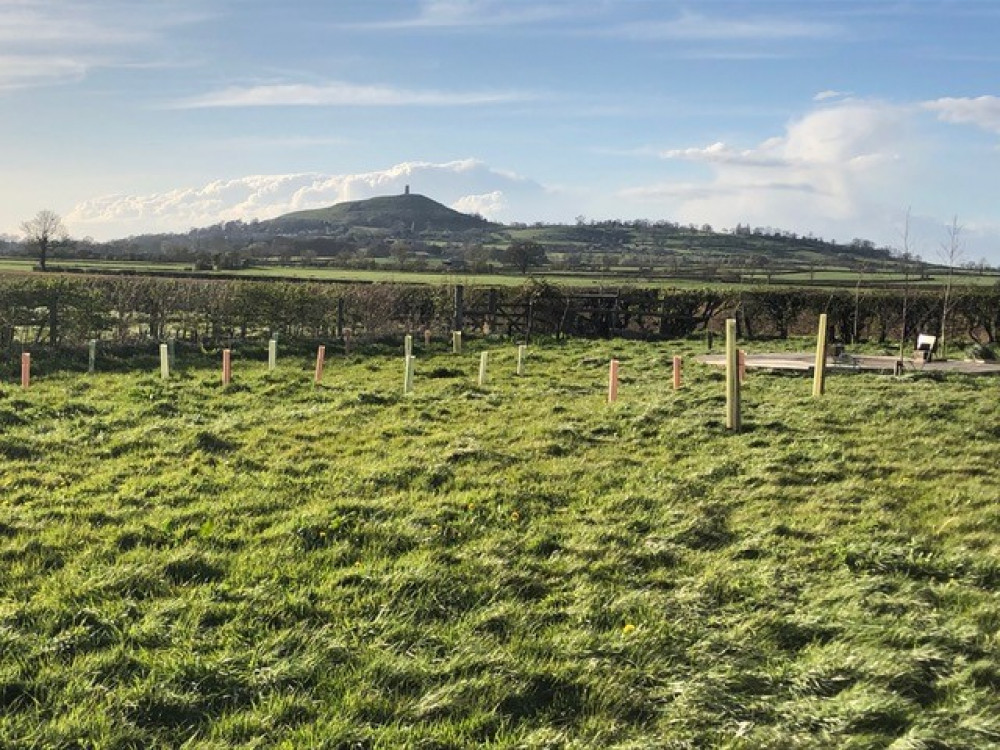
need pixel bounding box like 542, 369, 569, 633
314, 345, 326, 384
672, 355, 682, 390
478, 351, 489, 386
517, 344, 526, 376
739, 349, 746, 384
404, 355, 415, 394
404, 334, 412, 358
608, 359, 619, 403
725, 319, 741, 431
20, 352, 30, 389
222, 348, 231, 386
812, 313, 828, 398
160, 343, 170, 380
88, 339, 97, 374
452, 330, 462, 354
268, 338, 277, 371
343, 328, 352, 356
423, 328, 431, 347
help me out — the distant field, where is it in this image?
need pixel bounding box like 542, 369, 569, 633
744, 268, 1000, 287
2, 257, 997, 290
1, 337, 997, 747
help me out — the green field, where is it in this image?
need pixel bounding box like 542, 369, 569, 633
1, 338, 999, 747
5, 256, 997, 290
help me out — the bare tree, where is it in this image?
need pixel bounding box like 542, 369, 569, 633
21, 210, 67, 272
937, 216, 964, 360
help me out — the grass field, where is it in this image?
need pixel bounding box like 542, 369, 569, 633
5, 256, 997, 290
1, 337, 999, 748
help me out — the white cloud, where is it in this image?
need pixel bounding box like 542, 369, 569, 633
814, 90, 851, 102
344, 0, 577, 30
65, 160, 547, 238
0, 54, 89, 90
923, 95, 1000, 134
609, 11, 839, 41
625, 100, 911, 240
0, 1, 211, 91
659, 141, 789, 168
171, 81, 533, 109
451, 191, 507, 218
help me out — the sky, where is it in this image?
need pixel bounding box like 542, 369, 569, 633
2, 0, 999, 263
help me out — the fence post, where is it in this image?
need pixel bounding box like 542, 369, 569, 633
478, 351, 489, 386
726, 319, 741, 431
672, 355, 682, 390
20, 352, 30, 389
222, 349, 231, 386
517, 344, 526, 376
268, 338, 277, 371
453, 285, 464, 332
813, 313, 828, 397
315, 345, 326, 384
160, 343, 170, 380
739, 349, 746, 385
452, 330, 462, 354
487, 288, 497, 333
404, 334, 412, 359
404, 355, 415, 394
88, 339, 97, 374
343, 328, 352, 356
608, 359, 619, 403
423, 328, 431, 347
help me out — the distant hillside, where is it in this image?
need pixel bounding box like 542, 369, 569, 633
270, 192, 496, 232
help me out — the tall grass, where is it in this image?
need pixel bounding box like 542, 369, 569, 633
0, 337, 997, 747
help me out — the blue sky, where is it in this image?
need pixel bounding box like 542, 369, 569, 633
2, 0, 999, 262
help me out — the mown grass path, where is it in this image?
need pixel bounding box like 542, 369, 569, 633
1, 338, 998, 748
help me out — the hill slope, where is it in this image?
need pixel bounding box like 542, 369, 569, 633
271, 192, 496, 232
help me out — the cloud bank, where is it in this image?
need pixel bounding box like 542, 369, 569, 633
66, 160, 546, 238
171, 81, 532, 109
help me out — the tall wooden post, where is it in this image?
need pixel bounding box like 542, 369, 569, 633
725, 319, 741, 431
813, 313, 828, 398
739, 349, 746, 384
453, 285, 464, 332
88, 339, 97, 374
403, 355, 415, 394
314, 345, 326, 385
672, 355, 682, 390
478, 351, 489, 386
608, 359, 619, 403
517, 344, 526, 376
222, 349, 232, 386
404, 334, 412, 359
452, 330, 462, 354
20, 353, 30, 389
487, 288, 498, 333
160, 343, 170, 380
268, 338, 277, 371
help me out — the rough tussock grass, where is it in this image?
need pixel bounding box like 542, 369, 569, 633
0, 336, 997, 748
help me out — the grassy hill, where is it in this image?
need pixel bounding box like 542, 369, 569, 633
271, 192, 496, 232
1, 337, 998, 746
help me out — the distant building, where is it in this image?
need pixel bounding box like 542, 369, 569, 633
404, 185, 410, 195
